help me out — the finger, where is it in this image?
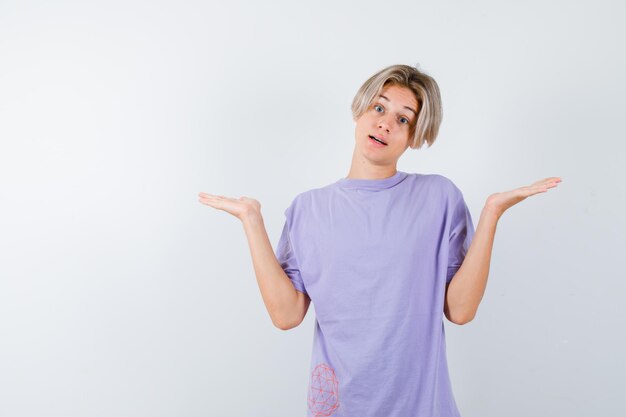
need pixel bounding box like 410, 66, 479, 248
201, 194, 227, 200
543, 179, 561, 188
199, 197, 226, 209
543, 178, 562, 186
531, 178, 562, 188
524, 188, 548, 197
199, 194, 238, 209
524, 188, 546, 197
198, 199, 215, 207
199, 192, 228, 198
199, 194, 225, 203
522, 184, 551, 195
530, 183, 557, 194
532, 183, 553, 191
198, 196, 215, 204
199, 194, 218, 202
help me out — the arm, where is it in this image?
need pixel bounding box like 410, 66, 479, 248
198, 192, 311, 330
444, 176, 562, 325
241, 212, 311, 330
444, 205, 499, 325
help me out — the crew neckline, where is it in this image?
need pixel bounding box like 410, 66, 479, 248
336, 170, 409, 191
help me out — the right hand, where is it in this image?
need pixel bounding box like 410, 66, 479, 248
198, 192, 261, 222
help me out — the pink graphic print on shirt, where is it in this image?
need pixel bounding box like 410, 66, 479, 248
308, 363, 340, 416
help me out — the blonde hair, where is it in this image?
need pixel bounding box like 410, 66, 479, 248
351, 64, 443, 149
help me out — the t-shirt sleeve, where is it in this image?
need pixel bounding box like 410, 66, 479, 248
446, 191, 476, 284
275, 215, 308, 295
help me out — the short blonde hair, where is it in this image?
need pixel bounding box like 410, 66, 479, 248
351, 64, 443, 149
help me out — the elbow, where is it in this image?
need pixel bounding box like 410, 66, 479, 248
275, 321, 298, 331
273, 290, 309, 330
272, 316, 289, 331
272, 289, 310, 330
454, 311, 476, 325
273, 316, 300, 331
448, 309, 476, 325
274, 321, 291, 331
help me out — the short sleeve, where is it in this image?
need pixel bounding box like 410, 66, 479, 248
446, 192, 475, 284
275, 218, 308, 295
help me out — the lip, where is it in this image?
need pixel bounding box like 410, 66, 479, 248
368, 135, 387, 147
369, 135, 388, 146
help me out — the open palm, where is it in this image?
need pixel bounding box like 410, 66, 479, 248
486, 177, 562, 218
198, 192, 261, 221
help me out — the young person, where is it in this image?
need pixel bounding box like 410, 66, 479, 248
198, 64, 561, 416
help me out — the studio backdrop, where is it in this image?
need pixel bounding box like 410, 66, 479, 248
0, 0, 624, 416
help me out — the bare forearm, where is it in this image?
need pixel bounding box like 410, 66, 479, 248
445, 205, 500, 324
241, 213, 299, 329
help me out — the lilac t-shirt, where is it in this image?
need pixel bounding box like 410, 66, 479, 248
275, 170, 475, 417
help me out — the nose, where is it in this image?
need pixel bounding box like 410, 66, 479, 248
377, 115, 392, 133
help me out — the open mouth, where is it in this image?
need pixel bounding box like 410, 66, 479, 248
369, 135, 388, 146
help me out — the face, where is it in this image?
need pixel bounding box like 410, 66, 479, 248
353, 84, 419, 165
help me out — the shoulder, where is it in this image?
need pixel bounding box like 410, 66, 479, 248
406, 172, 463, 196
284, 185, 328, 217
289, 186, 322, 205
293, 178, 339, 202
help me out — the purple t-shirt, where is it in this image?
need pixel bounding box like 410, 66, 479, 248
275, 170, 475, 417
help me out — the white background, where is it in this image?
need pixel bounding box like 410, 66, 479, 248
1, 0, 624, 415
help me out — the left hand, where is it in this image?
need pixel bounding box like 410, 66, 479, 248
485, 177, 562, 219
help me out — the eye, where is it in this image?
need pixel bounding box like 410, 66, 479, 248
373, 103, 410, 125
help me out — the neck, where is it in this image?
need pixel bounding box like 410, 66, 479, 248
345, 146, 399, 180
346, 165, 398, 180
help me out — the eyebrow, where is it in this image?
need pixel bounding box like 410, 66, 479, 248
378, 94, 417, 117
